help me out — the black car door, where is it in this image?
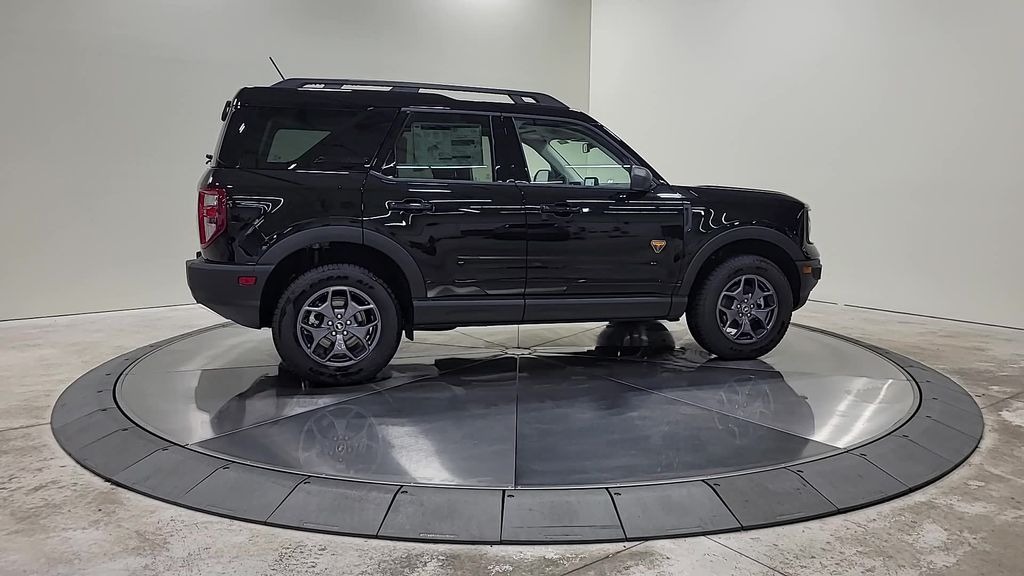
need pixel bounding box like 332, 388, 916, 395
362, 110, 527, 325
504, 115, 688, 322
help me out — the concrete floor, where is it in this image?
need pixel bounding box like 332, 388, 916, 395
1, 302, 1022, 576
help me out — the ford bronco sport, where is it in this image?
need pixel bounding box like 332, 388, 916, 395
187, 78, 821, 384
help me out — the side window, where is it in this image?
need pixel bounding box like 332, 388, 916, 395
217, 107, 396, 171
513, 118, 631, 187
392, 113, 494, 182
265, 129, 330, 163
520, 144, 554, 183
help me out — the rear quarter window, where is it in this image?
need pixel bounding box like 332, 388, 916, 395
217, 107, 397, 171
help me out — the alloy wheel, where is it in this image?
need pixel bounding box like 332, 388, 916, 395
716, 274, 778, 342
296, 286, 381, 366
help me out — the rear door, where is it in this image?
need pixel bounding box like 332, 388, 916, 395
362, 110, 527, 325
506, 115, 688, 321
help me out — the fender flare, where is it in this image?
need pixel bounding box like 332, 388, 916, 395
679, 226, 803, 295
257, 226, 426, 298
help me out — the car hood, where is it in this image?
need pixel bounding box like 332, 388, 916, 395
683, 184, 802, 204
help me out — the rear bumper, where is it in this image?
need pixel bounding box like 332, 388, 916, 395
186, 258, 272, 328
794, 258, 822, 309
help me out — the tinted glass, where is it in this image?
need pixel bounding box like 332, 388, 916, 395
513, 118, 631, 187
392, 113, 494, 182
521, 144, 554, 183
217, 107, 397, 170
265, 129, 330, 163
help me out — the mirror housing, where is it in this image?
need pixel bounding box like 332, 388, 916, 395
629, 165, 656, 192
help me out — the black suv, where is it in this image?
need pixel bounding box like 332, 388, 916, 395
187, 78, 821, 384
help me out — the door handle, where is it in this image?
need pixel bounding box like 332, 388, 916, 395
539, 203, 582, 215
387, 199, 434, 213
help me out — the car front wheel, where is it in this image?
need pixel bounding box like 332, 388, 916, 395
686, 255, 793, 360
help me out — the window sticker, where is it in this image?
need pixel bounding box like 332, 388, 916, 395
408, 123, 484, 168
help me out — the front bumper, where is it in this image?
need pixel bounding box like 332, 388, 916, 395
794, 258, 822, 309
186, 258, 272, 328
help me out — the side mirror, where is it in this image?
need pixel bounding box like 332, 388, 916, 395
630, 166, 656, 192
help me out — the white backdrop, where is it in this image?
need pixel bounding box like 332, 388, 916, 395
0, 0, 591, 320
3, 0, 1021, 328
591, 0, 1023, 328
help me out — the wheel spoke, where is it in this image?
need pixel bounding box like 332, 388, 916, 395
305, 301, 333, 318
331, 287, 350, 320
302, 322, 333, 344
330, 334, 353, 360
343, 301, 376, 322
751, 284, 766, 304
737, 317, 755, 339
347, 326, 372, 357
303, 288, 338, 318
725, 276, 747, 296
720, 307, 739, 326
752, 308, 773, 324
348, 323, 375, 340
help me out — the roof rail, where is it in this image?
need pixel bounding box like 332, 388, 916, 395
272, 78, 569, 108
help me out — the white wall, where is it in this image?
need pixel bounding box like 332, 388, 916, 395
0, 0, 591, 320
591, 0, 1023, 328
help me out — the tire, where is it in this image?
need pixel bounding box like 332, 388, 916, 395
272, 264, 402, 385
686, 255, 793, 360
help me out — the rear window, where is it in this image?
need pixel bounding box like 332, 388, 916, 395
216, 107, 397, 171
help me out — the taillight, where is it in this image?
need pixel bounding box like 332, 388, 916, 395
197, 186, 227, 247
803, 206, 813, 245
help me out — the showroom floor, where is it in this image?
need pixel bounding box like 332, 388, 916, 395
1, 302, 1022, 576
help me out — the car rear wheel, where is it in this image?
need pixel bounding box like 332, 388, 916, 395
273, 264, 401, 385
686, 255, 793, 360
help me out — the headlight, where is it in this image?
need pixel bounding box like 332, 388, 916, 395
804, 206, 812, 244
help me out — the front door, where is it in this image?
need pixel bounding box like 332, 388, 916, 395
506, 116, 688, 322
363, 111, 527, 325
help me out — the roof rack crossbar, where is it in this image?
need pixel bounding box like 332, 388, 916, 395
272, 78, 568, 108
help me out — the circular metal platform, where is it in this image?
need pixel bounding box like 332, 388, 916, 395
52, 321, 982, 543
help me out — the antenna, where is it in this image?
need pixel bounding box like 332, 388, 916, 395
269, 56, 285, 81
